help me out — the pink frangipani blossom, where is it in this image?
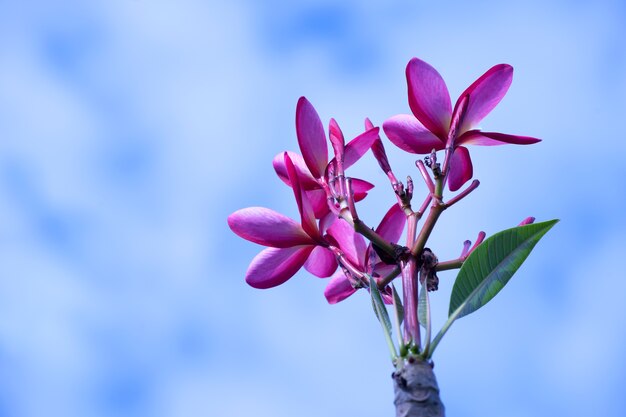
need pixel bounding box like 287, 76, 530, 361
273, 97, 380, 218
383, 58, 540, 191
324, 204, 406, 304
228, 153, 338, 289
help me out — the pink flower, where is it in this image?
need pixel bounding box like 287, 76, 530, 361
273, 97, 380, 218
228, 153, 338, 289
324, 204, 406, 304
383, 58, 540, 191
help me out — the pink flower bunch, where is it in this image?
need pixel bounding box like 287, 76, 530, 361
228, 97, 405, 300
228, 57, 541, 307
383, 58, 540, 191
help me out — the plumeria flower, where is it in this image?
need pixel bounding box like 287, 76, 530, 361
273, 97, 380, 218
324, 204, 406, 304
228, 153, 338, 289
383, 58, 540, 191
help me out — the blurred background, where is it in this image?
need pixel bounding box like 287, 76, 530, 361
1, 0, 625, 416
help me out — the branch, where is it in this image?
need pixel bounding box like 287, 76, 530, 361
393, 359, 445, 417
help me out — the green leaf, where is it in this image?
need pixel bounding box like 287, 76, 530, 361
418, 278, 432, 356
369, 276, 396, 358
427, 219, 558, 359
370, 276, 392, 334
418, 283, 429, 329
391, 284, 405, 350
448, 219, 558, 319
391, 284, 404, 327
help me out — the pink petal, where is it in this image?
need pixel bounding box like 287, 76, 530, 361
329, 118, 344, 143
518, 216, 535, 226
365, 205, 406, 268
447, 146, 473, 192
365, 204, 406, 266
304, 246, 338, 277
406, 58, 452, 139
371, 138, 391, 174
324, 272, 357, 304
328, 118, 345, 161
318, 211, 337, 235
327, 218, 366, 268
228, 207, 314, 248
381, 289, 394, 305
363, 118, 393, 175
343, 127, 380, 169
285, 153, 321, 240
306, 188, 330, 219
455, 64, 513, 134
372, 263, 397, 278
352, 178, 374, 202
245, 246, 313, 289
383, 114, 444, 154
273, 151, 319, 190
296, 97, 328, 179
375, 204, 406, 243
457, 130, 542, 146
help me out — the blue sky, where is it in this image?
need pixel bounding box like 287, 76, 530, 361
1, 1, 625, 416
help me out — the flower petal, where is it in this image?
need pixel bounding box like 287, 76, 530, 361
328, 118, 345, 161
383, 114, 444, 154
228, 207, 314, 248
306, 188, 330, 219
457, 130, 541, 146
455, 64, 513, 134
285, 153, 321, 240
381, 288, 394, 305
343, 127, 380, 169
366, 119, 392, 174
406, 58, 452, 139
245, 246, 313, 289
352, 178, 374, 202
447, 146, 473, 192
365, 204, 406, 274
304, 246, 338, 277
273, 151, 319, 190
375, 204, 406, 243
372, 262, 397, 278
296, 97, 328, 178
327, 218, 366, 268
518, 216, 535, 226
365, 205, 406, 268
324, 272, 357, 304
318, 211, 337, 235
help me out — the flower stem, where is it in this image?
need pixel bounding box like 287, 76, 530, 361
435, 259, 464, 271
378, 265, 401, 288
402, 213, 420, 346
410, 202, 445, 258
444, 179, 480, 208
353, 219, 397, 256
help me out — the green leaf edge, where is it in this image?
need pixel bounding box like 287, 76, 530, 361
369, 276, 397, 359
448, 219, 559, 318
427, 218, 559, 358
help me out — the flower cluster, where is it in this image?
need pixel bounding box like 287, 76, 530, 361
383, 58, 540, 191
228, 97, 403, 301
228, 58, 540, 306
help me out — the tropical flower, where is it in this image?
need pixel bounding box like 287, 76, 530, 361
324, 204, 406, 304
228, 153, 338, 289
383, 58, 540, 191
273, 97, 380, 218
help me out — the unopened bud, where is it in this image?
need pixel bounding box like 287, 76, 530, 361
372, 139, 392, 173
518, 216, 535, 226
329, 118, 345, 162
